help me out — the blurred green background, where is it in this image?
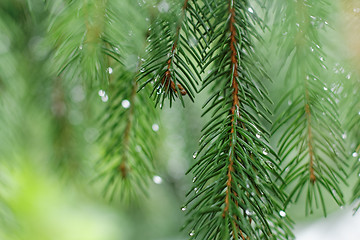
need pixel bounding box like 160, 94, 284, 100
0, 0, 359, 239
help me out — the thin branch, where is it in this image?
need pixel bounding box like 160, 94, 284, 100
118, 79, 137, 178
223, 0, 239, 218
161, 0, 189, 96
305, 88, 316, 184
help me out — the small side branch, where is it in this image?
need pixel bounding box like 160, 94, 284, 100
118, 80, 137, 178
160, 0, 189, 96
305, 88, 316, 184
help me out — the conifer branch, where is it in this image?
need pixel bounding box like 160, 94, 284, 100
161, 0, 189, 96
223, 1, 239, 219
353, 144, 360, 211
97, 69, 159, 200
138, 0, 205, 107
48, 0, 125, 87
184, 1, 293, 239
344, 75, 360, 210
272, 0, 348, 215
305, 88, 316, 184
118, 79, 137, 178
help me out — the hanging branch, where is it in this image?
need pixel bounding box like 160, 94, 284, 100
339, 2, 360, 210
349, 82, 360, 210
336, 68, 360, 210
184, 1, 293, 239
47, 0, 125, 87
343, 73, 360, 210
138, 0, 207, 107
272, 0, 348, 216
97, 69, 159, 200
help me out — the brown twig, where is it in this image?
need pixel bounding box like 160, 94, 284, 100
223, 0, 239, 218
160, 0, 189, 96
118, 80, 137, 178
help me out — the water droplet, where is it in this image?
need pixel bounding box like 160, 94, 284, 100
354, 8, 360, 13
266, 161, 274, 169
153, 175, 162, 184
79, 45, 83, 50
140, 68, 145, 73
152, 123, 159, 132
288, 100, 292, 105
320, 56, 324, 62
346, 73, 351, 79
194, 187, 198, 193
189, 230, 195, 236
107, 67, 113, 74
135, 145, 142, 152
279, 210, 286, 217
193, 152, 198, 159
137, 0, 145, 6
342, 133, 347, 139
248, 7, 254, 13
310, 47, 314, 52
101, 95, 109, 102
192, 177, 197, 183
262, 148, 268, 155
352, 152, 359, 157
121, 99, 131, 109
282, 32, 288, 36
256, 133, 261, 139
323, 87, 328, 91
98, 90, 106, 97
245, 209, 253, 215
181, 206, 187, 211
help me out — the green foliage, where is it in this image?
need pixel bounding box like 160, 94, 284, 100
48, 0, 148, 86
48, 0, 109, 86
0, 0, 360, 239
182, 1, 292, 239
97, 69, 159, 200
342, 72, 360, 210
138, 0, 204, 107
272, 0, 348, 216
